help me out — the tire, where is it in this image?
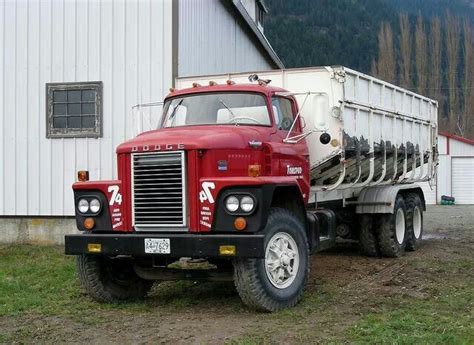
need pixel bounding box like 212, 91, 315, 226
76, 255, 153, 303
233, 207, 309, 312
359, 215, 379, 257
376, 195, 407, 258
405, 193, 423, 251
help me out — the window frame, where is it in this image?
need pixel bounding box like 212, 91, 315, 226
46, 81, 103, 138
161, 91, 273, 128
271, 96, 301, 133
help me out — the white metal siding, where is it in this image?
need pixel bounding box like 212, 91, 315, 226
0, 0, 173, 216
438, 135, 447, 155
449, 138, 474, 156
178, 0, 272, 77
451, 158, 474, 204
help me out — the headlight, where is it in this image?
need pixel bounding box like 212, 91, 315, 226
240, 196, 255, 213
89, 198, 101, 213
78, 199, 89, 213
225, 196, 240, 212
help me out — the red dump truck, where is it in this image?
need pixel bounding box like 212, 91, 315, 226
65, 67, 438, 312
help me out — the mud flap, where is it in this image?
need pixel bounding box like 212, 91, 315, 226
306, 209, 337, 253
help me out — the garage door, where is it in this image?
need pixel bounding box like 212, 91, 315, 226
452, 158, 474, 204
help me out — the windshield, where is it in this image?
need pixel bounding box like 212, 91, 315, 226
161, 92, 271, 128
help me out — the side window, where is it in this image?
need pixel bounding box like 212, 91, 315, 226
272, 97, 297, 131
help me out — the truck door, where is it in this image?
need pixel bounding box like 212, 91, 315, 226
271, 96, 310, 195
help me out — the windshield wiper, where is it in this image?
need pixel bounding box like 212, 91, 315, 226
168, 99, 184, 127
219, 99, 237, 121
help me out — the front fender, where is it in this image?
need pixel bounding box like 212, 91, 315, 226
197, 177, 302, 233
72, 180, 128, 232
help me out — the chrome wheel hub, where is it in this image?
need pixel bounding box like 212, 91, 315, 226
265, 232, 300, 289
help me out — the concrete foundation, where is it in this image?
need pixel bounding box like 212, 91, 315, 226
0, 217, 79, 245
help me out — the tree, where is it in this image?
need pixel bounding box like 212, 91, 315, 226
462, 20, 474, 137
415, 15, 428, 94
375, 22, 397, 83
429, 17, 442, 108
445, 11, 460, 132
399, 14, 412, 88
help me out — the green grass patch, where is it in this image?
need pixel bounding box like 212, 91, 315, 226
0, 245, 241, 319
348, 259, 474, 344
0, 245, 153, 319
0, 244, 79, 316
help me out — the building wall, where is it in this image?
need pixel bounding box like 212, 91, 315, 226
178, 0, 273, 77
0, 0, 173, 216
424, 134, 474, 204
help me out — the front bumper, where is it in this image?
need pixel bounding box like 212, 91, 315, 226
65, 233, 265, 258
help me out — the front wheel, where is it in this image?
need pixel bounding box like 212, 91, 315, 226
76, 255, 153, 303
233, 207, 309, 312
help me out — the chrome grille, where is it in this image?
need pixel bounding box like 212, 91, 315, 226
132, 151, 186, 230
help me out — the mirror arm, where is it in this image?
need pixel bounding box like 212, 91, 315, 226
283, 130, 315, 144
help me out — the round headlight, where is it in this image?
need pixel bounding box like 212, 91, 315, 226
78, 199, 89, 214
240, 196, 255, 213
89, 198, 101, 213
225, 196, 240, 212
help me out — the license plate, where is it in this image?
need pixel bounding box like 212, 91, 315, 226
144, 238, 171, 254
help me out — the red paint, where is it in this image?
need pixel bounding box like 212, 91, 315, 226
73, 84, 310, 232
439, 131, 474, 147
72, 180, 129, 232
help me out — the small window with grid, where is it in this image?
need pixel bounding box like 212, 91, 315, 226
46, 81, 102, 138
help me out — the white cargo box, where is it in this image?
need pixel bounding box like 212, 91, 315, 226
176, 66, 438, 202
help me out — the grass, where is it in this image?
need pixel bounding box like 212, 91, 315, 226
0, 245, 157, 320
0, 244, 473, 343
0, 244, 78, 317
348, 259, 474, 344
349, 291, 474, 344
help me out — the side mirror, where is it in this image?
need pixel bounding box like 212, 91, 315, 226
312, 94, 329, 131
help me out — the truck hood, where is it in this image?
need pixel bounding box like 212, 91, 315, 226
116, 126, 271, 153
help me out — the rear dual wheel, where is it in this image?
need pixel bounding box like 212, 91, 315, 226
405, 193, 424, 251
377, 195, 407, 257
359, 194, 423, 257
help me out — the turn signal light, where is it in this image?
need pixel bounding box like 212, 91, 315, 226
219, 245, 236, 256
84, 217, 95, 230
248, 164, 261, 177
234, 217, 247, 231
77, 170, 89, 182
87, 243, 102, 253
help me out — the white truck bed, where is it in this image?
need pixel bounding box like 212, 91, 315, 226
176, 66, 438, 203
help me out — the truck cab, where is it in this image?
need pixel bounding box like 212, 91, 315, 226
66, 81, 323, 311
